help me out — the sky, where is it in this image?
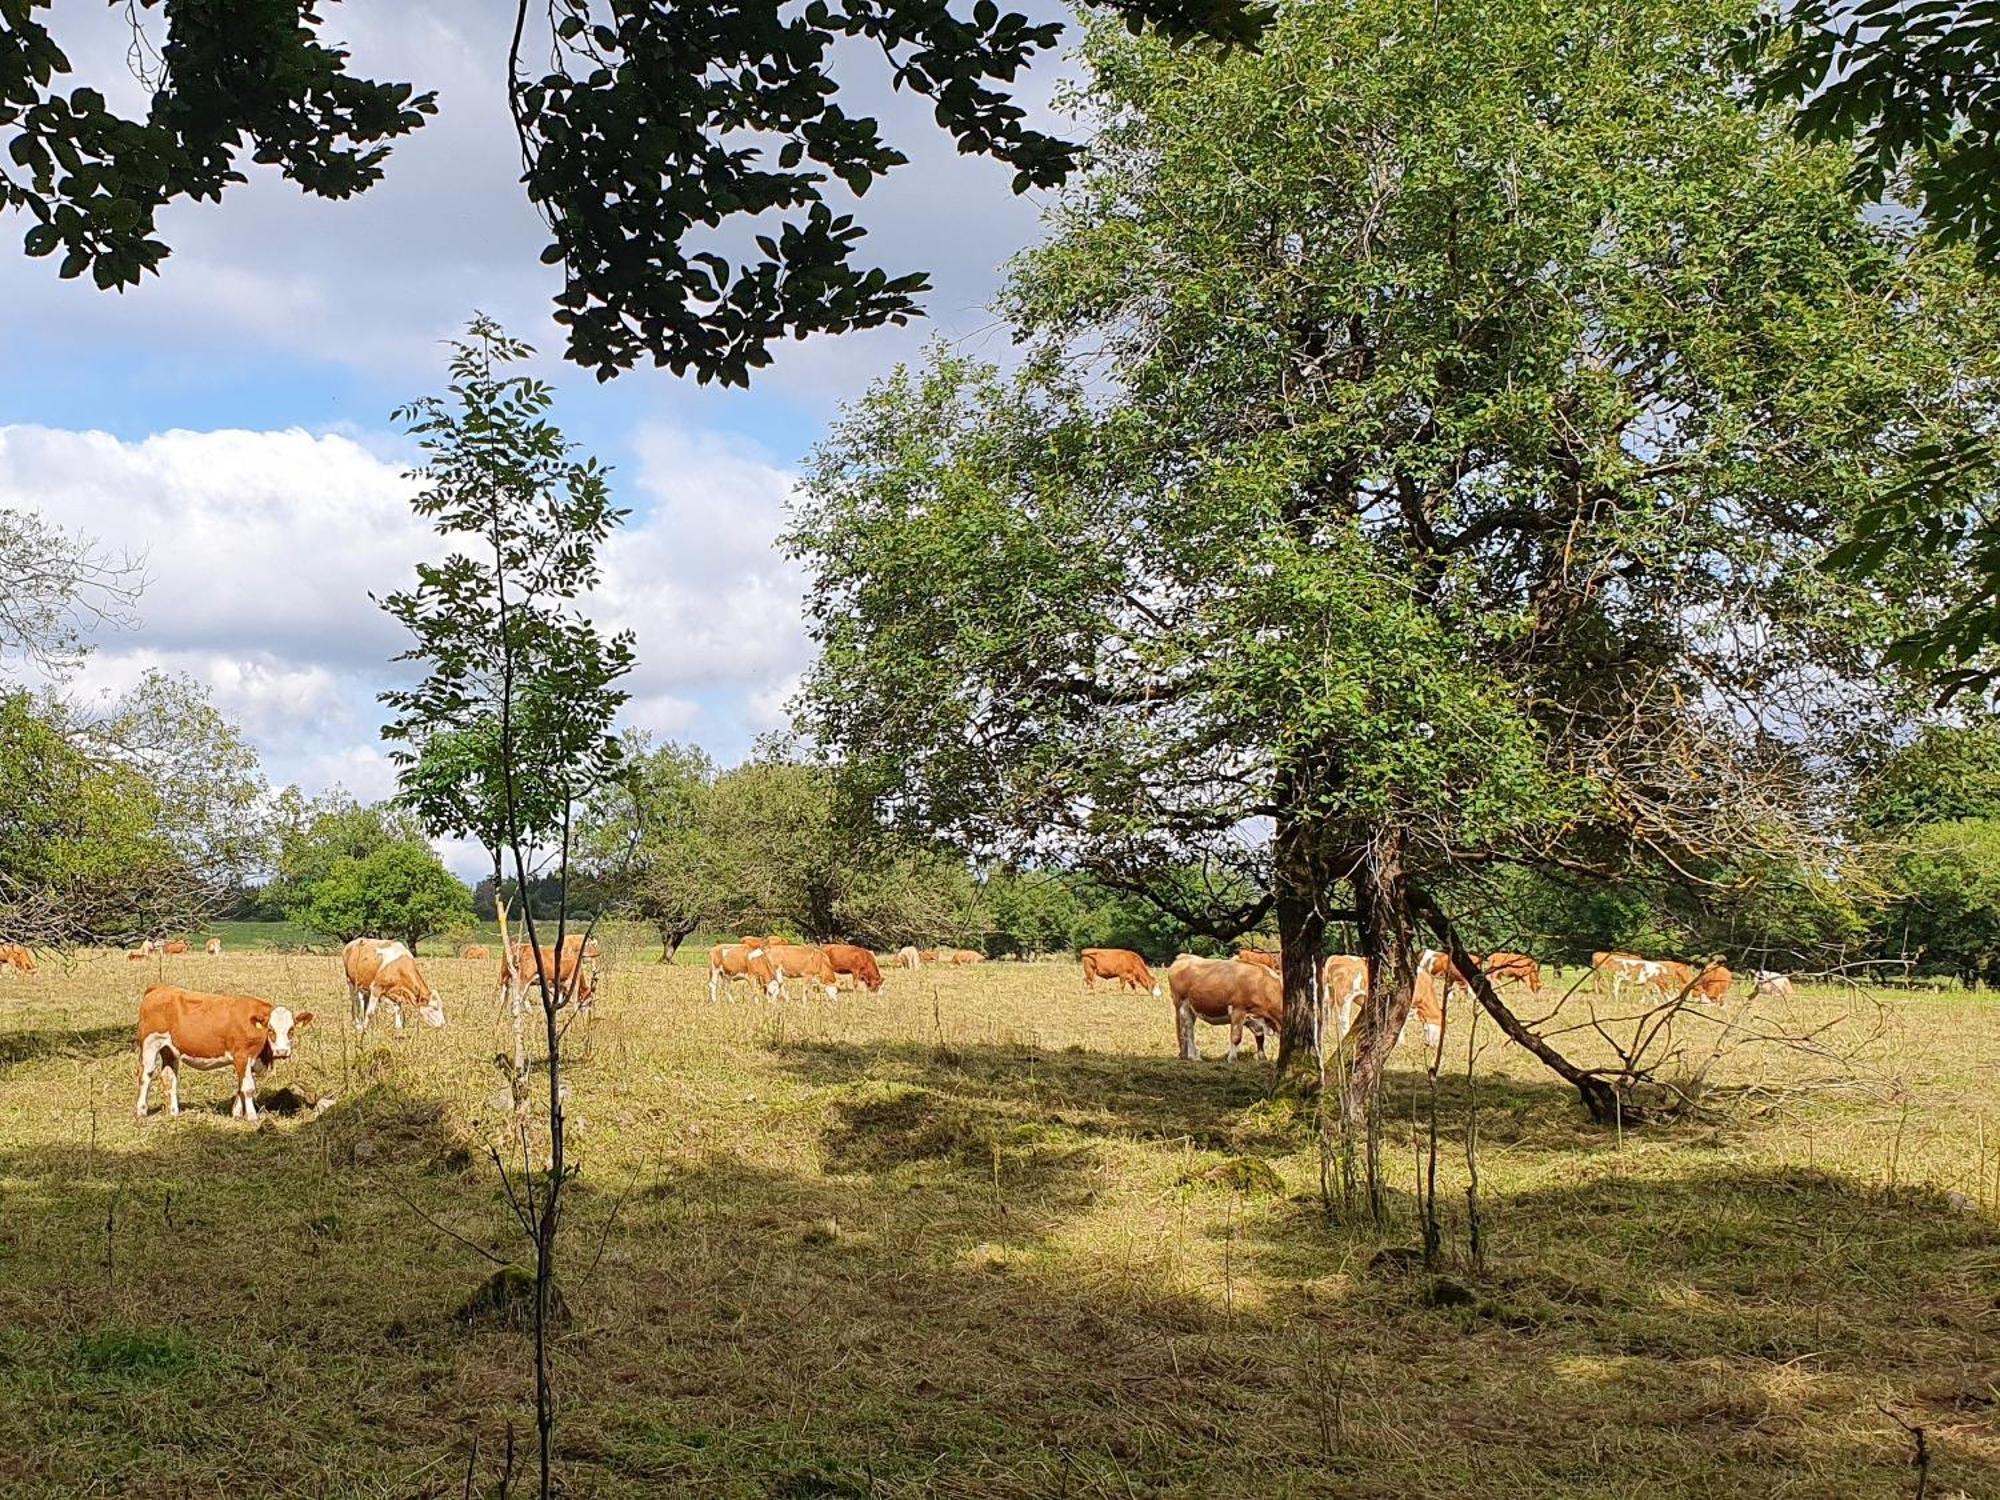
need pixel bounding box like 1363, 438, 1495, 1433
0, 1, 1067, 877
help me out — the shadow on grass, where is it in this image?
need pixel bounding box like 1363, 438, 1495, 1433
0, 1021, 130, 1074
0, 1031, 1995, 1497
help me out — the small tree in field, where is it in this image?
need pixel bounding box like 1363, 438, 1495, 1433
379, 316, 632, 1500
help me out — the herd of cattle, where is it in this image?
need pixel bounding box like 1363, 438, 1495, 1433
0, 930, 1794, 1122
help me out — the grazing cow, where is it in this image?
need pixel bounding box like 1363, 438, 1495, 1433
204, 937, 222, 956
708, 941, 778, 1001
1753, 969, 1794, 1001
1319, 955, 1444, 1049
919, 949, 945, 963
1167, 955, 1283, 1061
499, 937, 597, 1011
135, 985, 312, 1122
1235, 948, 1280, 974
461, 944, 491, 960
896, 945, 922, 969
345, 938, 446, 1032
1593, 950, 1702, 1003
949, 949, 984, 965
126, 948, 147, 962
1691, 963, 1733, 1004
162, 939, 189, 956
0, 942, 35, 973
823, 942, 885, 992
764, 942, 840, 1000
1481, 950, 1542, 993
1081, 947, 1160, 996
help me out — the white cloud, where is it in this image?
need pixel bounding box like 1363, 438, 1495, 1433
2, 419, 813, 810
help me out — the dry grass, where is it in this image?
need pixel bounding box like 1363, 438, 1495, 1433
0, 941, 1996, 1497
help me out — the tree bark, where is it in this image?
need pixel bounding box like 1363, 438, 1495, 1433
1344, 826, 1417, 1123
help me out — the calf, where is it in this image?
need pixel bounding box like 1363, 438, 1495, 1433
822, 943, 884, 992
709, 941, 778, 1000
1167, 954, 1282, 1061
1081, 947, 1159, 996
895, 945, 922, 969
345, 938, 446, 1032
1753, 969, 1793, 1001
162, 939, 189, 956
136, 985, 312, 1122
949, 949, 984, 965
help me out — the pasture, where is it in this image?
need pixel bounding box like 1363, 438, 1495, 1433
0, 947, 1995, 1497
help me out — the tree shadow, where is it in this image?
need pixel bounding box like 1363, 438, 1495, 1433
0, 1021, 130, 1074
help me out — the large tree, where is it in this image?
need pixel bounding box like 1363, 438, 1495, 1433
790, 0, 1992, 1118
2, 0, 1265, 384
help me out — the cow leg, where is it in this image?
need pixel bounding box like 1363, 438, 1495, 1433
1177, 1002, 1197, 1061
235, 1059, 258, 1123
1226, 1010, 1244, 1061
136, 1033, 168, 1117
351, 982, 369, 1033
390, 993, 405, 1031
163, 1058, 179, 1117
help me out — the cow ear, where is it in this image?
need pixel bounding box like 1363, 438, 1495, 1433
294, 1012, 314, 1030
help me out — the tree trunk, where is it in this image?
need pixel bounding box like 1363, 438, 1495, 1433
1274, 877, 1329, 1078
1344, 827, 1418, 1125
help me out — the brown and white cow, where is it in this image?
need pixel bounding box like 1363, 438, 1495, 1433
708, 941, 778, 1001
0, 942, 36, 973
895, 945, 922, 969
1593, 950, 1705, 1003
822, 942, 884, 992
1168, 954, 1283, 1061
1320, 954, 1370, 1040
461, 944, 491, 960
499, 937, 597, 1012
1235, 948, 1280, 974
344, 938, 446, 1032
204, 937, 222, 956
126, 948, 148, 962
135, 985, 312, 1122
764, 942, 841, 1001
1081, 947, 1160, 996
949, 949, 984, 965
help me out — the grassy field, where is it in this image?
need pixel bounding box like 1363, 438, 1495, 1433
0, 947, 1995, 1498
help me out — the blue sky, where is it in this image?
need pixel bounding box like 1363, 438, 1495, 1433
0, 1, 1063, 875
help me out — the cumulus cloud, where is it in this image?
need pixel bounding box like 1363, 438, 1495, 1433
1, 419, 813, 828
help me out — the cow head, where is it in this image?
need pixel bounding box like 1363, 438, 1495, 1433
267, 1007, 314, 1059
421, 991, 447, 1027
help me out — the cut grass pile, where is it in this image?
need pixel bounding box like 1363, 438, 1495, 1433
0, 951, 1994, 1496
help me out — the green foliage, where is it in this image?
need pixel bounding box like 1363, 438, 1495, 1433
380, 316, 634, 895
791, 0, 1969, 992
1858, 722, 2000, 830
1884, 819, 2000, 983
263, 789, 430, 920
0, 1, 434, 292
1741, 0, 2000, 267
4, 2, 1266, 383
0, 675, 263, 946
293, 841, 472, 949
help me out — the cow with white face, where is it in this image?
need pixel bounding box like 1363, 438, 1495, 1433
136, 985, 313, 1122
343, 937, 446, 1032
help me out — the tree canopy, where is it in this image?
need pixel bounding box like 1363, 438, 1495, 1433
3, 0, 1268, 384
789, 0, 1994, 1107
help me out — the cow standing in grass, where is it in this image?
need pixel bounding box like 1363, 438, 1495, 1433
709, 941, 777, 1000
1081, 948, 1159, 996
763, 942, 840, 1000
135, 985, 312, 1122
1167, 955, 1282, 1061
0, 943, 35, 973
346, 938, 446, 1032
822, 943, 884, 992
